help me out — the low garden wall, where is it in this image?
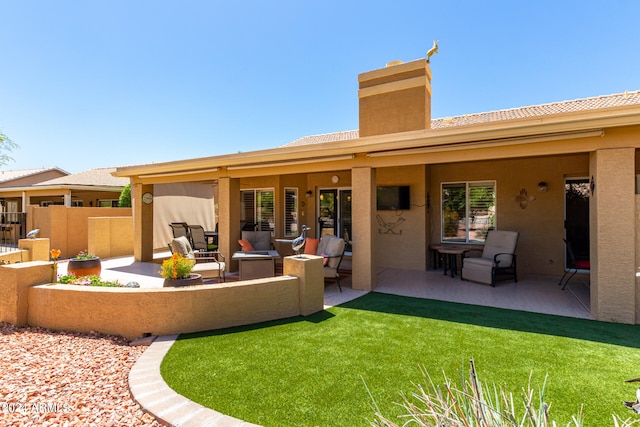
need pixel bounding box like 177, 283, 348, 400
2, 255, 325, 340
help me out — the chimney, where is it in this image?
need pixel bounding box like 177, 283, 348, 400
358, 58, 432, 137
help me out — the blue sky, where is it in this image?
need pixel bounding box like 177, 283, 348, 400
1, 1, 639, 173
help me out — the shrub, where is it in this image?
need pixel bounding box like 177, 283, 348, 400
369, 359, 640, 427
58, 274, 122, 287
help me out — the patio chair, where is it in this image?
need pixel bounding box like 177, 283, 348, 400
461, 230, 519, 286
169, 222, 191, 243
169, 235, 226, 282
189, 224, 217, 251
558, 239, 590, 290
316, 234, 347, 292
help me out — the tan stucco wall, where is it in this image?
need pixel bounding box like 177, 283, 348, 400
0, 261, 52, 326
88, 217, 133, 259
636, 195, 640, 324
375, 165, 427, 270
24, 256, 323, 340
590, 148, 636, 323
28, 206, 132, 259
430, 154, 589, 277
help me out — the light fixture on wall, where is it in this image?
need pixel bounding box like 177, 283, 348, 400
537, 181, 548, 192
306, 190, 313, 198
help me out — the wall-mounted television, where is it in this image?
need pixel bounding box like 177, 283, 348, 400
376, 186, 410, 210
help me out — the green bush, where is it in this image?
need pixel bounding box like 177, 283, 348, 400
118, 183, 131, 207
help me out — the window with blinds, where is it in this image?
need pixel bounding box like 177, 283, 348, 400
284, 188, 298, 237
241, 189, 275, 234
442, 181, 495, 243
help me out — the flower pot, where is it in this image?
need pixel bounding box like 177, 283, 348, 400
163, 273, 203, 287
67, 257, 101, 278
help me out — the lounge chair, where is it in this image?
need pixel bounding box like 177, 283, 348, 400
461, 230, 519, 286
169, 235, 226, 282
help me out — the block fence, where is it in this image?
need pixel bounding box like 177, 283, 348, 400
0, 254, 325, 340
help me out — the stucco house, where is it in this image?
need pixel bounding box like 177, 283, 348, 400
114, 57, 640, 324
0, 167, 130, 249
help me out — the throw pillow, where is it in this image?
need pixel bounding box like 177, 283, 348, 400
238, 239, 255, 252
304, 238, 319, 255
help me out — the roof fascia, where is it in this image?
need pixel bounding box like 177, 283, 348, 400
113, 104, 640, 178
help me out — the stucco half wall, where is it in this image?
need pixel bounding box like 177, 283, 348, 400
25, 255, 324, 340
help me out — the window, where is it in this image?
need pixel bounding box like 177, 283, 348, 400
241, 189, 275, 234
441, 181, 495, 243
98, 199, 119, 207
284, 188, 298, 237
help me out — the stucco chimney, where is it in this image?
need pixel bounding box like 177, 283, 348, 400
358, 58, 432, 137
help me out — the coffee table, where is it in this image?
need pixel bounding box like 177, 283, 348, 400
232, 250, 281, 280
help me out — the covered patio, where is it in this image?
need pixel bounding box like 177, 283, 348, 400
59, 255, 592, 320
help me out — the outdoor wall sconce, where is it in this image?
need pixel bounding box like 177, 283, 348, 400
306, 190, 313, 198
513, 188, 535, 209
537, 181, 548, 192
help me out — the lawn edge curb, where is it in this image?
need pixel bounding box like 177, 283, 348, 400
128, 334, 262, 427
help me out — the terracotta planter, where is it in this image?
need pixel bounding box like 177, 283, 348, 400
67, 257, 102, 278
163, 273, 203, 287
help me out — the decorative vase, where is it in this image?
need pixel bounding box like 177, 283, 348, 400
163, 273, 203, 287
67, 257, 102, 278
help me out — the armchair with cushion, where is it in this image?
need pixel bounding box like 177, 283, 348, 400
169, 235, 226, 282
461, 230, 519, 286
305, 234, 346, 292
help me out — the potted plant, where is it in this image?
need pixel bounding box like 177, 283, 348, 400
160, 253, 203, 287
67, 250, 101, 278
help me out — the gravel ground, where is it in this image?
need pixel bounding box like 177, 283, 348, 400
0, 323, 160, 426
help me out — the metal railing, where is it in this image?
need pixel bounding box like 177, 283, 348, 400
0, 212, 27, 253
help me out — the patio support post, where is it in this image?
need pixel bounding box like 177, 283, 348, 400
218, 176, 240, 272
351, 166, 377, 291
589, 147, 636, 323
133, 183, 154, 262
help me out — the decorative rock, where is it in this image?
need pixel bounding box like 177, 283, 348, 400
125, 281, 140, 288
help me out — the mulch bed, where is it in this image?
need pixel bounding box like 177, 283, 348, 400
0, 323, 160, 426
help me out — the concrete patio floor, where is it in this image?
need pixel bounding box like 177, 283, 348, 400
57, 254, 592, 320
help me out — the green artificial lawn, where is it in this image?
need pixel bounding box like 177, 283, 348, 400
161, 293, 640, 426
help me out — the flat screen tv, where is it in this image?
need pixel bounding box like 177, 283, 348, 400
377, 186, 410, 210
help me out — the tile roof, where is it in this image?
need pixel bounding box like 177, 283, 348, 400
0, 167, 67, 184
34, 167, 128, 187
281, 91, 640, 147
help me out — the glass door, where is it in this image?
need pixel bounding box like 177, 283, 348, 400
318, 189, 336, 237
318, 188, 351, 249
564, 178, 590, 267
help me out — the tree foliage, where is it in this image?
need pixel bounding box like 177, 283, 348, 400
0, 131, 19, 166
118, 183, 131, 207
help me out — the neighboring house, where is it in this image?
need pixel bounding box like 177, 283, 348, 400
0, 167, 128, 211
0, 167, 129, 245
0, 167, 69, 213
114, 57, 640, 324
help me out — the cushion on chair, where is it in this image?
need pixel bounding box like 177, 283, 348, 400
171, 236, 196, 260
304, 238, 319, 255
317, 235, 345, 269
238, 239, 255, 252
481, 230, 518, 266
192, 262, 225, 279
